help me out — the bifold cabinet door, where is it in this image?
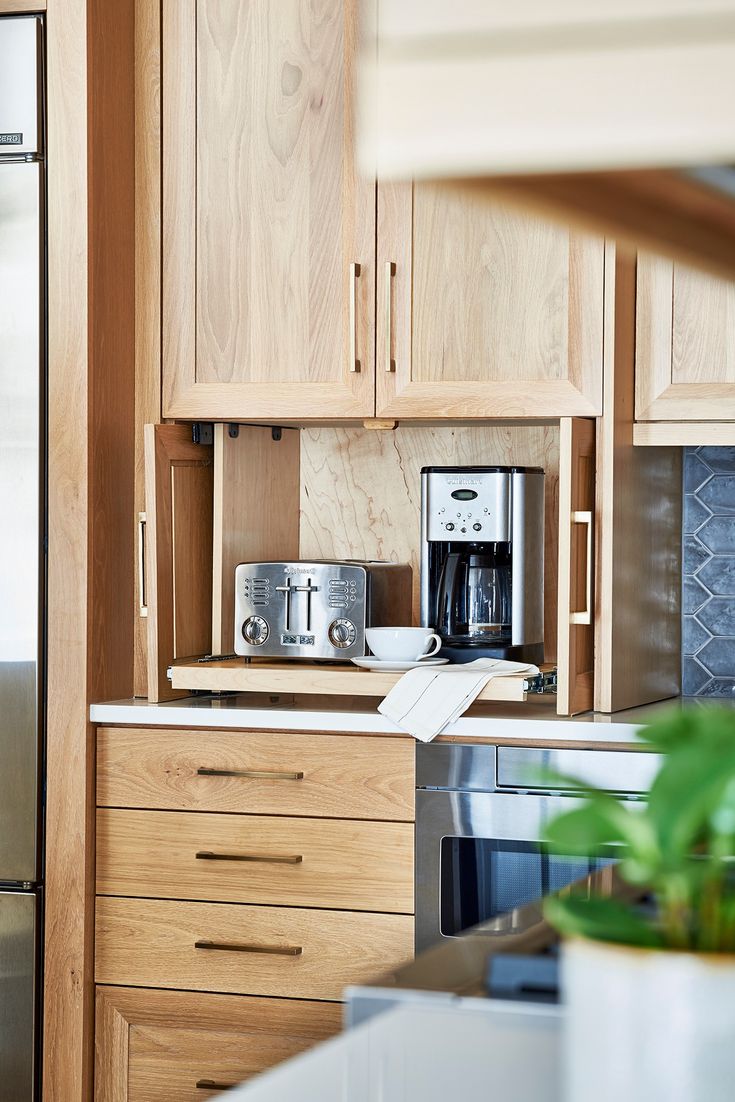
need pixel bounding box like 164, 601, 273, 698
636, 255, 735, 420
556, 418, 596, 716
143, 424, 301, 699
376, 183, 605, 419
144, 425, 214, 702
162, 0, 376, 421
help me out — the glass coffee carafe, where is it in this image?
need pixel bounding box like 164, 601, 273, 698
435, 546, 512, 648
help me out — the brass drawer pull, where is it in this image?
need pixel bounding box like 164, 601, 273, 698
196, 767, 304, 781
349, 261, 361, 372
385, 261, 396, 372
195, 938, 303, 956
570, 510, 593, 626
195, 850, 303, 865
196, 1080, 236, 1091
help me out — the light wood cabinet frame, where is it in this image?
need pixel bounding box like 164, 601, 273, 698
95, 986, 341, 1102
96, 807, 415, 912
144, 424, 214, 701
637, 254, 735, 421
162, 0, 376, 420
95, 896, 414, 1001
376, 181, 605, 419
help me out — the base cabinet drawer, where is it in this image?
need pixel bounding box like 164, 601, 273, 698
96, 727, 415, 820
96, 897, 414, 1002
95, 985, 341, 1101
96, 807, 414, 913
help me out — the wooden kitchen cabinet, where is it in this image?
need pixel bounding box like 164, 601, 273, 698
160, 0, 605, 424
636, 255, 735, 423
376, 184, 605, 419
93, 724, 414, 1099
95, 986, 341, 1101
162, 0, 376, 420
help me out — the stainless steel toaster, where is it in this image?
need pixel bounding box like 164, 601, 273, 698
234, 560, 413, 661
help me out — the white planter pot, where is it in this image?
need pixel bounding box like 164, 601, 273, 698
562, 938, 735, 1102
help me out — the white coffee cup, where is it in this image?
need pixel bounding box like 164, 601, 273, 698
365, 627, 442, 663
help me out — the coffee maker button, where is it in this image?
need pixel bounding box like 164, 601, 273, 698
445, 522, 455, 531
460, 527, 466, 533
473, 522, 482, 531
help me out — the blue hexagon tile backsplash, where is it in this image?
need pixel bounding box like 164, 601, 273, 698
683, 447, 735, 697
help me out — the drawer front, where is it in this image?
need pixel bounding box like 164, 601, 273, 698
97, 807, 414, 913
97, 727, 415, 820
95, 897, 414, 1001
96, 985, 341, 1101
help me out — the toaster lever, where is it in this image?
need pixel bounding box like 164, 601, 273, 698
294, 580, 320, 632
275, 578, 294, 631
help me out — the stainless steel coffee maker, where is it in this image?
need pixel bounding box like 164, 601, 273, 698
420, 466, 544, 664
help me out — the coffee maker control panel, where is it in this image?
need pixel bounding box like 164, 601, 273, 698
424, 470, 512, 543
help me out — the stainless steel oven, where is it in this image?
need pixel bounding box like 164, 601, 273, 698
416, 743, 660, 953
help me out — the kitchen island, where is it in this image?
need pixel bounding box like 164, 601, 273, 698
214, 999, 560, 1102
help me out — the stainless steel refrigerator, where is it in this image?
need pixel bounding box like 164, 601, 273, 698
0, 13, 45, 1101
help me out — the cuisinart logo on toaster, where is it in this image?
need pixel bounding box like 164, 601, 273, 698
0, 133, 23, 145
284, 567, 313, 575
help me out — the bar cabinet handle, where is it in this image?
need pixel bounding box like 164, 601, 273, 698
195, 939, 303, 957
349, 261, 361, 372
138, 512, 147, 616
385, 261, 396, 372
570, 510, 593, 626
195, 1080, 236, 1091
196, 767, 304, 781
195, 850, 303, 864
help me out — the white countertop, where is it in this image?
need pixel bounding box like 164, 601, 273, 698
88, 691, 677, 745
224, 1000, 560, 1102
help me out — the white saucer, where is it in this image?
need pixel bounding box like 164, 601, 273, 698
351, 657, 449, 672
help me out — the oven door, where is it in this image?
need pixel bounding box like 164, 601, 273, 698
415, 787, 617, 953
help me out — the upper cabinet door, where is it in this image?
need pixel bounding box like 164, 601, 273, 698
376, 183, 605, 419
163, 0, 376, 420
636, 256, 735, 421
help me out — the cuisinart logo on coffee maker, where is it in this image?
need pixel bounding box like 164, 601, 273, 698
0, 133, 23, 145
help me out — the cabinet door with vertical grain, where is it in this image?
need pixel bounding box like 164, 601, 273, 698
163, 0, 375, 420
377, 184, 604, 419
144, 425, 214, 702
636, 255, 735, 420
556, 418, 596, 716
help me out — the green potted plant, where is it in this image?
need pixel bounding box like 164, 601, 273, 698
543, 706, 735, 1102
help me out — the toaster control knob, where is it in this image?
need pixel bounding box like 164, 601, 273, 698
242, 615, 269, 645
328, 618, 356, 649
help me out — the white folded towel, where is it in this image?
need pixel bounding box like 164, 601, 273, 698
378, 658, 540, 742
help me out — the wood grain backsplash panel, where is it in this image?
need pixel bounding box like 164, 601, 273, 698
299, 425, 559, 661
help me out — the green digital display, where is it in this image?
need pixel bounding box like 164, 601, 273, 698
451, 489, 478, 501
